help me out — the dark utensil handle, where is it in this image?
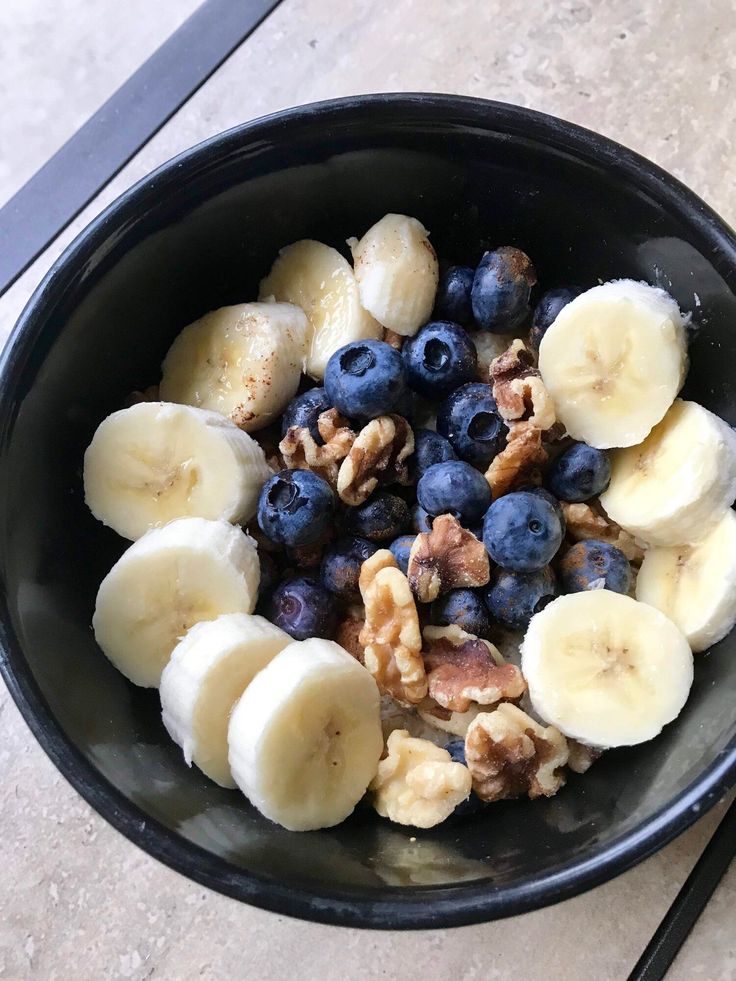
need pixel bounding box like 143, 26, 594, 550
628, 799, 735, 981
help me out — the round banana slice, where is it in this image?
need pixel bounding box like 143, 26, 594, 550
636, 508, 736, 652
521, 590, 693, 748
600, 399, 736, 546
348, 214, 439, 336
538, 280, 687, 448
159, 302, 308, 432
160, 613, 291, 787
93, 517, 259, 688
259, 239, 382, 381
84, 402, 272, 540
228, 638, 383, 831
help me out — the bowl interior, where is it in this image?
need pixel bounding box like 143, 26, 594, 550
1, 97, 735, 926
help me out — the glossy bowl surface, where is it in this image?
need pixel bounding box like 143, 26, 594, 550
1, 95, 735, 928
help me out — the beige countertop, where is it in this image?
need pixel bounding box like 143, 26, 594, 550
0, 1, 734, 977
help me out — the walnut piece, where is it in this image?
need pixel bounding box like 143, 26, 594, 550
337, 415, 414, 505
407, 514, 490, 603
279, 408, 355, 487
465, 703, 569, 802
490, 339, 556, 430
358, 550, 427, 705
370, 729, 472, 828
567, 740, 603, 774
383, 328, 405, 350
422, 625, 527, 713
485, 421, 548, 498
562, 501, 645, 564
335, 615, 365, 663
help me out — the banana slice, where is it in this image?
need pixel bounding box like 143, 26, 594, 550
521, 590, 693, 748
259, 239, 382, 381
84, 402, 272, 540
538, 280, 687, 448
93, 517, 259, 688
159, 302, 308, 432
228, 638, 382, 831
160, 613, 291, 787
600, 399, 736, 546
348, 214, 438, 336
636, 509, 736, 652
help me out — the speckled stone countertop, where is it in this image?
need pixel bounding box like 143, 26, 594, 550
0, 1, 734, 977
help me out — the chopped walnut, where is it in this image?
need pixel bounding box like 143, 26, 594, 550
567, 740, 602, 774
562, 501, 645, 564
407, 514, 490, 603
417, 700, 483, 738
465, 703, 569, 802
335, 615, 365, 663
358, 550, 427, 705
370, 729, 472, 828
383, 328, 405, 350
485, 421, 548, 498
279, 408, 355, 487
490, 339, 556, 431
422, 625, 527, 713
125, 384, 160, 407
337, 415, 414, 505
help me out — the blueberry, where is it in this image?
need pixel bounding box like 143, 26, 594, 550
268, 576, 337, 640
483, 566, 558, 629
546, 443, 611, 502
324, 340, 406, 419
345, 492, 410, 542
445, 740, 483, 816
471, 247, 537, 333
257, 470, 334, 547
402, 321, 477, 399
558, 541, 632, 595
412, 503, 434, 534
529, 286, 581, 351
409, 428, 457, 481
518, 485, 566, 533
483, 490, 563, 571
321, 536, 378, 599
431, 588, 491, 637
389, 534, 416, 574
435, 265, 474, 324
436, 382, 507, 468
417, 461, 492, 525
281, 387, 331, 443
256, 552, 280, 609
394, 387, 415, 422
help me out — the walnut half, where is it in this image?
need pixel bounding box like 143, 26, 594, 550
279, 408, 355, 487
485, 420, 548, 498
465, 704, 569, 802
407, 514, 490, 603
422, 625, 527, 713
562, 501, 645, 564
358, 550, 427, 705
337, 415, 414, 505
490, 339, 556, 431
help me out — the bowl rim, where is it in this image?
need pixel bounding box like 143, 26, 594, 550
1, 92, 735, 929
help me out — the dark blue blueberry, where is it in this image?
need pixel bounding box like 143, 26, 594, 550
518, 485, 566, 534
345, 492, 410, 542
409, 428, 457, 481
268, 576, 337, 641
471, 247, 537, 333
417, 461, 492, 525
431, 589, 491, 638
257, 470, 334, 547
389, 534, 416, 574
436, 382, 507, 468
324, 340, 406, 419
529, 286, 581, 351
483, 566, 558, 629
412, 503, 434, 534
402, 321, 477, 399
435, 265, 474, 324
320, 537, 378, 599
546, 443, 611, 503
394, 387, 415, 422
558, 541, 631, 595
280, 387, 331, 443
483, 490, 563, 571
257, 551, 280, 603
445, 740, 483, 816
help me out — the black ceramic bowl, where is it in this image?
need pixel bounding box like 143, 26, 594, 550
1, 95, 734, 929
